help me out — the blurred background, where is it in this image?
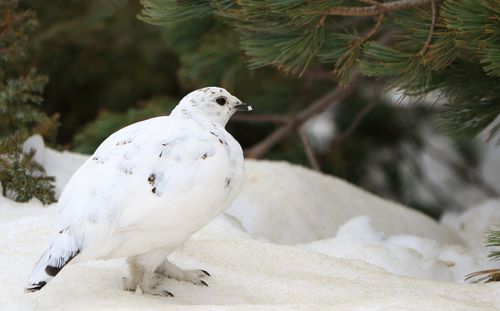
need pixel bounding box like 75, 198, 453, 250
2, 0, 499, 219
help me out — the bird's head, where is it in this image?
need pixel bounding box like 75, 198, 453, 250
172, 87, 252, 126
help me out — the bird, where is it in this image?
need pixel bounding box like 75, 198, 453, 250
26, 87, 252, 296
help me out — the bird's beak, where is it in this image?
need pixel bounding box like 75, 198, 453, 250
234, 102, 252, 112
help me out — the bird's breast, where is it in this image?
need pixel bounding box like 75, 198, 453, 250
128, 134, 244, 242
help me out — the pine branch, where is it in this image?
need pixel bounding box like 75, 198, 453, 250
323, 0, 434, 16
298, 126, 321, 171
231, 114, 288, 124
465, 227, 500, 283
465, 269, 500, 283
361, 13, 385, 42
418, 0, 436, 56
245, 72, 363, 158
332, 81, 383, 146
486, 227, 500, 261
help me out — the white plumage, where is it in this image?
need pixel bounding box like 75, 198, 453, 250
26, 87, 251, 296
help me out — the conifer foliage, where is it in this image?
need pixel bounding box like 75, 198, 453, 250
0, 0, 57, 204
465, 227, 500, 283
140, 0, 500, 141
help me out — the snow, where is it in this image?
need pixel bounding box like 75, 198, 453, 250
303, 216, 495, 282
1, 141, 499, 310
227, 160, 461, 245
442, 199, 500, 248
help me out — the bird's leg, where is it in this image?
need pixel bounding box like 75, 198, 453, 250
155, 259, 210, 286
123, 257, 143, 292
124, 253, 173, 297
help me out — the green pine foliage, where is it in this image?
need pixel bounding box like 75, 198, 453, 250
465, 227, 500, 283
364, 2, 500, 140
0, 0, 57, 204
140, 0, 500, 141
0, 148, 56, 204
486, 228, 500, 261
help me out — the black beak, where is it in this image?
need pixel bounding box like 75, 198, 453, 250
234, 102, 252, 112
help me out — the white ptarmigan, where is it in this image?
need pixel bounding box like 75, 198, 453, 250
26, 87, 251, 296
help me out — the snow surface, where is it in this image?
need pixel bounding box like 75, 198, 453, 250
1, 140, 499, 310
303, 216, 495, 283
442, 199, 500, 248
227, 160, 461, 245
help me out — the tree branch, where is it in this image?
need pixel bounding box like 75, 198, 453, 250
419, 0, 436, 56
326, 16, 370, 32
232, 114, 288, 124
298, 126, 321, 171
324, 0, 433, 16
245, 72, 363, 158
332, 81, 383, 146
361, 13, 384, 42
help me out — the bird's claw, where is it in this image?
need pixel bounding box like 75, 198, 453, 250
201, 270, 211, 277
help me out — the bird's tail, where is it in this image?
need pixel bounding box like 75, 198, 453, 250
25, 232, 81, 292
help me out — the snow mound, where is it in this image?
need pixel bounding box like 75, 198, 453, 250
227, 160, 461, 245
1, 140, 497, 309
442, 199, 500, 247
303, 216, 495, 282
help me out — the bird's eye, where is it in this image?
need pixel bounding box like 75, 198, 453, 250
215, 97, 227, 105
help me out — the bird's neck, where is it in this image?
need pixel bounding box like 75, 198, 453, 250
171, 106, 229, 127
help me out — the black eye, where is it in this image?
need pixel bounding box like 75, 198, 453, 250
216, 97, 227, 105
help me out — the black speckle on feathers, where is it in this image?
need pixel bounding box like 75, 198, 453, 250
116, 139, 132, 146
92, 156, 104, 164
148, 174, 156, 185
122, 167, 133, 175
210, 131, 227, 145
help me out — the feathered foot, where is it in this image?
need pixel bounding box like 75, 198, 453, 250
124, 254, 174, 297
155, 259, 210, 286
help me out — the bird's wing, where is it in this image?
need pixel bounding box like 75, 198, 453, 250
53, 116, 225, 254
